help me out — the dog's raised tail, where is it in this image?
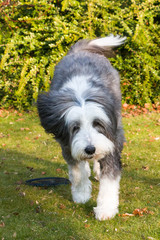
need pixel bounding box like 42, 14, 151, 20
89, 34, 126, 48
68, 34, 126, 58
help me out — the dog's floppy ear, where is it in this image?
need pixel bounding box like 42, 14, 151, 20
37, 92, 66, 139
68, 34, 126, 58
37, 90, 75, 142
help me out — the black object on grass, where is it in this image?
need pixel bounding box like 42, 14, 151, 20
25, 177, 70, 187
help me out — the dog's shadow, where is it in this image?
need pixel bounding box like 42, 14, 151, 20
52, 174, 98, 217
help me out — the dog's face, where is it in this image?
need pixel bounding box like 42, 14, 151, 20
65, 102, 114, 161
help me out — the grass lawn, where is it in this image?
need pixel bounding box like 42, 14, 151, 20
0, 109, 160, 240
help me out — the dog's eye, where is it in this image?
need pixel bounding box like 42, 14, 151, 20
93, 120, 102, 128
93, 120, 105, 133
72, 125, 80, 135
93, 121, 99, 127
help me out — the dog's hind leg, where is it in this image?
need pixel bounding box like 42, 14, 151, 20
68, 161, 92, 203
93, 160, 100, 181
94, 153, 121, 220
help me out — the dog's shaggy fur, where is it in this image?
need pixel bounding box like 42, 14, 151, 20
37, 34, 126, 220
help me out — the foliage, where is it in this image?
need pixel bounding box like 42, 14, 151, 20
0, 0, 159, 109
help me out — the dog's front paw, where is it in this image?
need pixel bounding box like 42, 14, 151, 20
93, 206, 118, 220
72, 180, 92, 204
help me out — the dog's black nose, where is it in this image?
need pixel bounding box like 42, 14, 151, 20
85, 145, 96, 155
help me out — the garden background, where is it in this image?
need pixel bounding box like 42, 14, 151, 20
0, 0, 160, 110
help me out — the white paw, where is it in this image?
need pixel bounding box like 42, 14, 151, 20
94, 206, 118, 220
72, 180, 92, 204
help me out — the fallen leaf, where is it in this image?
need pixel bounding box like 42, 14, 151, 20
121, 213, 134, 217
34, 135, 40, 140
0, 221, 5, 227
21, 127, 29, 131
128, 105, 136, 109
35, 206, 41, 213
16, 180, 23, 185
84, 224, 90, 228
13, 212, 19, 216
15, 186, 21, 191
30, 201, 34, 206
142, 108, 148, 113
141, 207, 148, 214
133, 207, 154, 216
133, 208, 144, 216
26, 166, 34, 172
70, 236, 76, 240
144, 103, 151, 109
16, 118, 24, 122
122, 103, 129, 110
120, 207, 154, 218
122, 163, 128, 167
13, 232, 17, 238
148, 211, 154, 215
19, 192, 26, 197
142, 166, 149, 171
48, 190, 53, 194
149, 137, 155, 142
0, 133, 5, 138
59, 204, 66, 209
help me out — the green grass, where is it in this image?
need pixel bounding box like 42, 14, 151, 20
0, 110, 160, 240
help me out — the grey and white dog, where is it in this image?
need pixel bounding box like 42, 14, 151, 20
37, 35, 126, 220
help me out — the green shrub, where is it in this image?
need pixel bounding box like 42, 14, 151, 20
0, 0, 159, 109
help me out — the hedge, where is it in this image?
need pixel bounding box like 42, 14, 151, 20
0, 0, 159, 109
